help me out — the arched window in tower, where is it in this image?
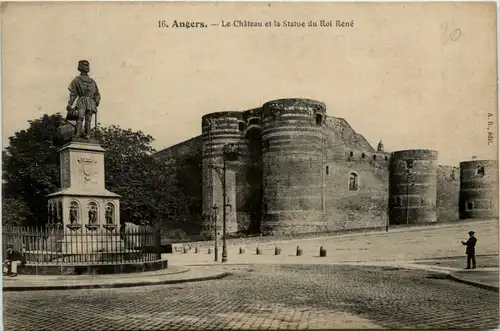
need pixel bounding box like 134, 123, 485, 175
325, 165, 329, 175
105, 203, 115, 225
349, 151, 354, 157
87, 202, 98, 224
361, 153, 366, 159
373, 155, 377, 160
348, 172, 359, 191
315, 114, 323, 126
69, 201, 80, 224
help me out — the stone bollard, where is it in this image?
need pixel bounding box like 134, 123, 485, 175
275, 246, 281, 255
296, 245, 303, 256
195, 246, 199, 254
319, 246, 327, 257
239, 247, 245, 254
208, 247, 212, 254
256, 247, 262, 255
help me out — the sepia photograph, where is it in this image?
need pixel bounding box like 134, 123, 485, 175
1, 1, 499, 330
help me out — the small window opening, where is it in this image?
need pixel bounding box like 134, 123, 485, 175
349, 151, 354, 157
326, 166, 329, 175
372, 155, 377, 160
477, 166, 485, 176
384, 156, 388, 161
466, 201, 474, 211
238, 121, 245, 132
315, 114, 323, 126
349, 172, 358, 191
361, 153, 366, 159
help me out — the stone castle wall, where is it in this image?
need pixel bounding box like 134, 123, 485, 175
155, 98, 466, 236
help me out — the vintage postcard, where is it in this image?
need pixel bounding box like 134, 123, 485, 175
1, 1, 498, 330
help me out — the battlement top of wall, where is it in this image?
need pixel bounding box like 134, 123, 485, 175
390, 149, 438, 160
262, 98, 327, 115
460, 159, 498, 167
201, 111, 244, 123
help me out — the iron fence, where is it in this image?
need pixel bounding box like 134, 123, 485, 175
2, 225, 161, 264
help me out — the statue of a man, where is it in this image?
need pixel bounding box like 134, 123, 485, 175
69, 208, 78, 224
88, 208, 97, 224
66, 60, 101, 139
105, 206, 113, 224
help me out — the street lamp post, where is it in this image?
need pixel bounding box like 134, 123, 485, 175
210, 143, 239, 263
221, 155, 228, 263
212, 204, 219, 262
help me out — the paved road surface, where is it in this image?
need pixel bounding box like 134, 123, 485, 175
4, 264, 498, 330
166, 219, 498, 266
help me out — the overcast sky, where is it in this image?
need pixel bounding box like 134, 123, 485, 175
1, 2, 497, 166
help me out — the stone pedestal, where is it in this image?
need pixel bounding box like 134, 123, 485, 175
46, 139, 123, 255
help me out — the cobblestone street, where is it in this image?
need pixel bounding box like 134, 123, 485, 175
4, 264, 499, 330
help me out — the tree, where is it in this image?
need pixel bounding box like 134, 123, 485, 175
2, 198, 32, 227
95, 125, 189, 226
2, 114, 65, 226
2, 115, 185, 228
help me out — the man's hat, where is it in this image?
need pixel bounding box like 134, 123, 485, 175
468, 231, 475, 235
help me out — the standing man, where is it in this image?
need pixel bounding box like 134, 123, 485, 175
66, 60, 101, 139
461, 231, 477, 269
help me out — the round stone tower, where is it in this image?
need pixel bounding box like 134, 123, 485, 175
261, 98, 326, 235
389, 149, 438, 224
459, 160, 498, 219
201, 111, 247, 235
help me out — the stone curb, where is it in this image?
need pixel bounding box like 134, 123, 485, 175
3, 272, 231, 292
446, 273, 499, 293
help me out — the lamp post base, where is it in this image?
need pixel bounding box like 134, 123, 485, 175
222, 246, 228, 263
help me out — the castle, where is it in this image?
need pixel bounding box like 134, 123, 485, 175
154, 98, 498, 236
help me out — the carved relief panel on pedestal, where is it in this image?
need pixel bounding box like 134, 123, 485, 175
78, 156, 98, 184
